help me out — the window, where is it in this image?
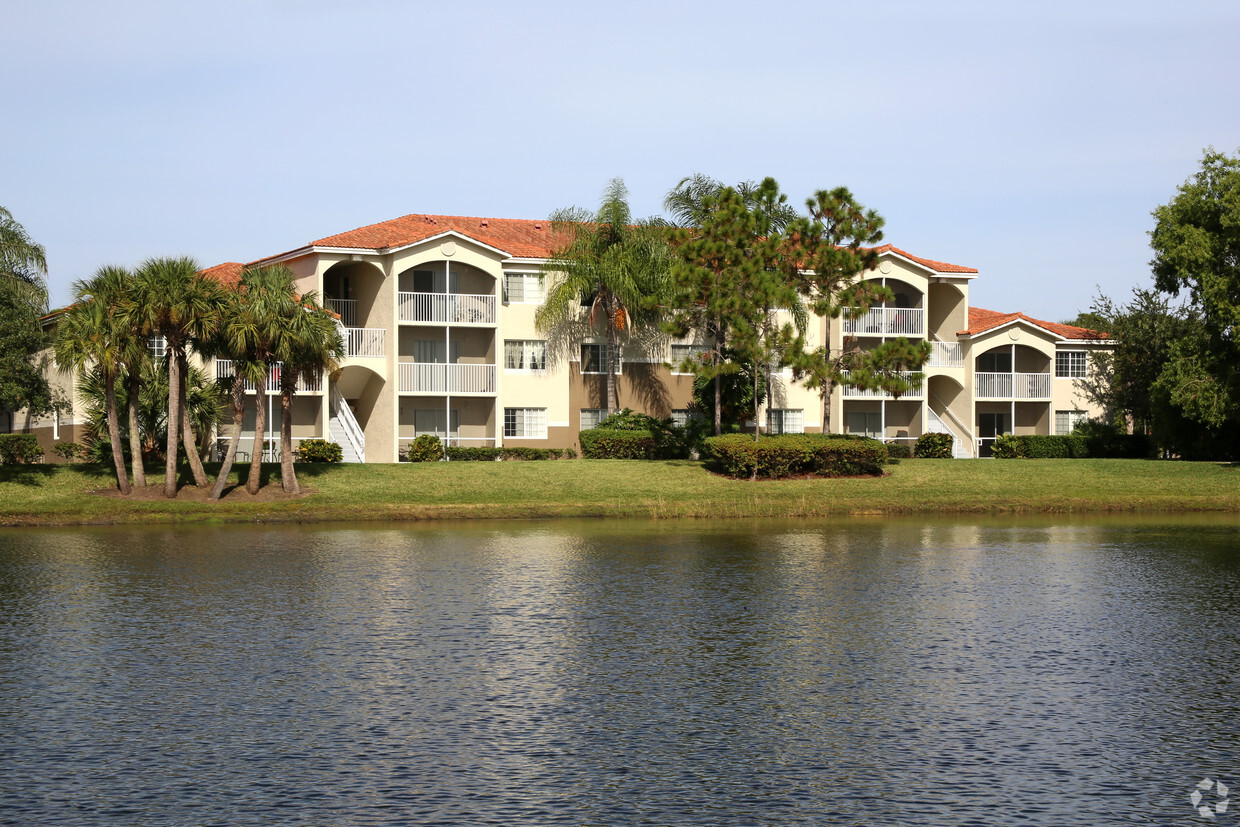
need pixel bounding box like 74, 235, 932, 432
504, 408, 546, 438
148, 335, 167, 360
1055, 410, 1089, 435
580, 409, 608, 430
504, 340, 546, 371
504, 272, 545, 304
580, 343, 620, 374
767, 409, 804, 435
670, 343, 707, 374
846, 411, 882, 439
670, 409, 704, 428
1056, 350, 1087, 378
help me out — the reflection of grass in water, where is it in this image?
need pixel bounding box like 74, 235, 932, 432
1, 458, 1237, 526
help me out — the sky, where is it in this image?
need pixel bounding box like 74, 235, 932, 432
4, 0, 1238, 322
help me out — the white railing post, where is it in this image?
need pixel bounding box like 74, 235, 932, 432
329, 384, 365, 462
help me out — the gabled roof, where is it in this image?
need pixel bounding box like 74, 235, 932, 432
962, 307, 1109, 341
309, 214, 569, 259
873, 244, 978, 275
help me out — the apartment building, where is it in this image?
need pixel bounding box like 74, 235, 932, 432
12, 213, 1111, 461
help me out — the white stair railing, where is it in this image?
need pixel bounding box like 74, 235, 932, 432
330, 384, 365, 463
928, 392, 978, 458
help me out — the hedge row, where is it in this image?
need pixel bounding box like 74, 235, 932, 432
579, 429, 668, 459
444, 446, 576, 461
704, 433, 888, 479
992, 432, 1155, 459
0, 434, 43, 465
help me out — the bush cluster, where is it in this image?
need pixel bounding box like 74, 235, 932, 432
296, 439, 343, 463
991, 429, 1155, 459
444, 446, 576, 461
52, 441, 91, 463
403, 434, 444, 462
914, 432, 953, 458
704, 433, 888, 479
579, 408, 694, 459
884, 443, 912, 459
0, 434, 43, 465
579, 429, 664, 459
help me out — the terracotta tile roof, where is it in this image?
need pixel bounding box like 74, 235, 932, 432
962, 307, 1109, 340
873, 244, 978, 274
200, 261, 245, 286
308, 214, 571, 259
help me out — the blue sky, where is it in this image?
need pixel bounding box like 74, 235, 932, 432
4, 0, 1237, 321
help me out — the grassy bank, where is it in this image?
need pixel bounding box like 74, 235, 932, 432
1, 458, 1237, 527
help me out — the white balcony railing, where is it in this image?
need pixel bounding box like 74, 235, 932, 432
326, 298, 357, 327
398, 292, 497, 324
344, 328, 385, 358
839, 370, 924, 398
398, 362, 497, 394
843, 307, 924, 337
975, 372, 1051, 399
927, 341, 963, 368
215, 360, 322, 394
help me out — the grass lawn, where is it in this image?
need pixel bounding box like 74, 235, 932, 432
1, 458, 1237, 527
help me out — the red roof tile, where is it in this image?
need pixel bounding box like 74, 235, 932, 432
200, 261, 245, 286
308, 214, 570, 259
872, 244, 978, 274
963, 307, 1108, 340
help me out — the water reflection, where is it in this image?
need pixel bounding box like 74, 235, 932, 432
1, 516, 1238, 825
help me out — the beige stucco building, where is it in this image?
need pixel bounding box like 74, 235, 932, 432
9, 213, 1112, 461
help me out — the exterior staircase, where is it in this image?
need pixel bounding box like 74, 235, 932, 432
925, 406, 973, 459
327, 385, 366, 463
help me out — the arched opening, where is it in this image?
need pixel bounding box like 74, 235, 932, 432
332, 364, 387, 463
323, 261, 385, 328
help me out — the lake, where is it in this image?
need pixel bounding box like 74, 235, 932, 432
2, 516, 1238, 825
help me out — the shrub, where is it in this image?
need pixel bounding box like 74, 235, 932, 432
0, 434, 43, 465
596, 408, 667, 432
914, 432, 953, 459
52, 441, 90, 463
1075, 420, 1156, 459
404, 434, 444, 462
501, 446, 576, 461
296, 439, 343, 463
445, 446, 503, 461
885, 443, 912, 459
704, 434, 888, 479
579, 429, 662, 459
990, 434, 1025, 459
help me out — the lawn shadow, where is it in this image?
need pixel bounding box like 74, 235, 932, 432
0, 463, 64, 487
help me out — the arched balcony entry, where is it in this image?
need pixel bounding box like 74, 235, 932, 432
843, 277, 924, 337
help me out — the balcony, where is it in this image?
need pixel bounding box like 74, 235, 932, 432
839, 370, 924, 399
215, 360, 322, 394
927, 341, 963, 368
843, 307, 924, 337
398, 292, 496, 325
975, 372, 1051, 400
398, 362, 497, 394
326, 298, 357, 326
343, 328, 385, 358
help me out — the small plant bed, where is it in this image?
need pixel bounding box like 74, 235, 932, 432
705, 434, 888, 479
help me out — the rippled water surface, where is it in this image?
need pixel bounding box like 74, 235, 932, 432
2, 516, 1239, 825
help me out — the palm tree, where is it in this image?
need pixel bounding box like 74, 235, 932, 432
273, 295, 343, 494
130, 257, 223, 497
536, 178, 671, 414
0, 206, 48, 310
203, 288, 266, 501
54, 267, 135, 494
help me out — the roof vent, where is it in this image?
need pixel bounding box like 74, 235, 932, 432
480, 220, 488, 227
534, 223, 542, 230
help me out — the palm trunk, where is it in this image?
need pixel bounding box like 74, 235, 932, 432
163, 345, 181, 498
211, 375, 247, 501
246, 378, 267, 495
126, 369, 146, 488
179, 353, 209, 487
605, 307, 619, 413
280, 381, 298, 494
105, 373, 132, 495
753, 358, 762, 443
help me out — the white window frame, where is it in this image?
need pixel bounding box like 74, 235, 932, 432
1055, 409, 1089, 435
767, 408, 804, 435
580, 342, 621, 375
148, 335, 167, 360
504, 407, 547, 439
670, 409, 704, 428
504, 272, 545, 304
580, 408, 608, 430
503, 340, 547, 372
1056, 350, 1087, 378
669, 343, 707, 375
